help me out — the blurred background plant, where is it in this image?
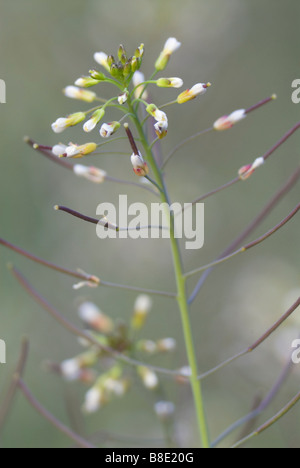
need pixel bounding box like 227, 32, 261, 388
0, 0, 299, 448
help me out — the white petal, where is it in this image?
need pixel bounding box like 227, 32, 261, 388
83, 119, 97, 132
78, 302, 101, 323
228, 109, 246, 124
94, 52, 108, 66
164, 37, 181, 54
51, 118, 68, 133
52, 144, 67, 156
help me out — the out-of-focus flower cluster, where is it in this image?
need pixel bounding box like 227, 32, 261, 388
55, 295, 177, 416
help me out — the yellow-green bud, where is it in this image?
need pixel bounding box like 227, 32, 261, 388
75, 76, 101, 88
89, 69, 106, 81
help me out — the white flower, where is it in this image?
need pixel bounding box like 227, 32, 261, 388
83, 108, 105, 133
83, 119, 97, 133
146, 104, 168, 123
94, 51, 110, 72
83, 387, 103, 413
51, 118, 69, 134
155, 37, 181, 71
177, 82, 211, 104
154, 120, 168, 139
100, 121, 120, 138
157, 338, 177, 352
118, 90, 129, 105
163, 37, 181, 55
52, 144, 67, 156
60, 358, 81, 381
138, 340, 158, 354
154, 401, 175, 419
213, 109, 246, 131
138, 366, 159, 390
134, 294, 152, 315
132, 71, 148, 99
58, 142, 97, 159
51, 112, 86, 133
104, 378, 127, 397
78, 302, 101, 324
65, 144, 81, 158
73, 165, 107, 183
63, 86, 96, 103
156, 77, 183, 88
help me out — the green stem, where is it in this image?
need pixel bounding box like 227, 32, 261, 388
127, 98, 210, 448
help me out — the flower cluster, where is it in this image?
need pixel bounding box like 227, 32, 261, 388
48, 38, 211, 179
57, 296, 177, 415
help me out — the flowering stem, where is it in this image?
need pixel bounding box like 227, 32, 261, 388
127, 97, 210, 448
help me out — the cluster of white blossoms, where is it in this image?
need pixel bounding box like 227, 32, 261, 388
57, 295, 178, 415
49, 37, 214, 179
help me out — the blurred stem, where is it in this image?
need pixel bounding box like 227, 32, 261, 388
127, 98, 210, 449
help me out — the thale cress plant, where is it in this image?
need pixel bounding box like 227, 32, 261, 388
1, 38, 299, 448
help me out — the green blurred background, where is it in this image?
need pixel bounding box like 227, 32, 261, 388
0, 0, 299, 448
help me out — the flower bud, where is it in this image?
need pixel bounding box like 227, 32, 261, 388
94, 51, 110, 72
135, 43, 144, 59
73, 164, 107, 184
74, 76, 101, 88
131, 294, 152, 329
63, 86, 96, 102
89, 69, 107, 81
123, 60, 132, 77
137, 366, 159, 390
137, 340, 158, 354
175, 366, 191, 384
62, 142, 97, 158
83, 387, 105, 413
104, 378, 129, 397
213, 109, 246, 131
78, 302, 113, 333
83, 108, 105, 132
155, 37, 181, 71
100, 121, 121, 138
146, 104, 168, 123
60, 358, 81, 381
132, 71, 148, 99
154, 401, 175, 421
131, 56, 139, 72
177, 82, 211, 104
51, 112, 86, 133
156, 77, 183, 88
118, 90, 129, 105
130, 152, 149, 177
118, 44, 127, 62
238, 157, 265, 180
157, 338, 176, 353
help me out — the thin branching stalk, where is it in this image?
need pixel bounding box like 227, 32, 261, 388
17, 378, 95, 449
212, 358, 293, 447
231, 391, 300, 448
185, 202, 300, 279
1, 239, 176, 298
189, 166, 300, 303
199, 296, 300, 380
